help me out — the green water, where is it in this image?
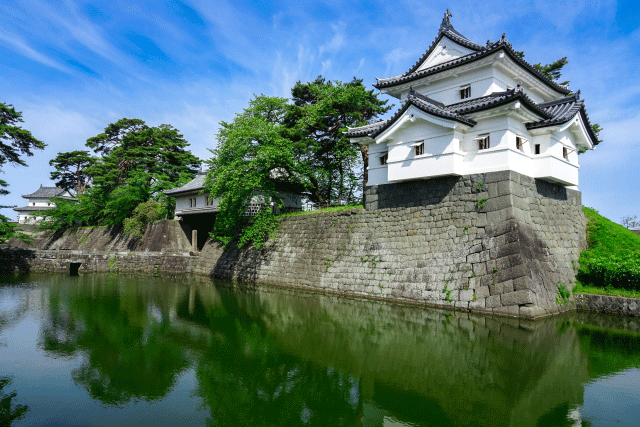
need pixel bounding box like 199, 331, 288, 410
1, 274, 640, 426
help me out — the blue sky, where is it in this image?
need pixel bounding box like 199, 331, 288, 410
1, 0, 638, 224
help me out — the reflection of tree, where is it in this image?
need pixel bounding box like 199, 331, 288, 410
40, 283, 188, 405
0, 376, 28, 426
576, 323, 640, 379
179, 288, 363, 426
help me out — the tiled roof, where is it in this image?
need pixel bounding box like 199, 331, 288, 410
346, 87, 546, 138
22, 185, 67, 199
347, 88, 600, 146
346, 90, 475, 139
401, 28, 484, 77
447, 86, 551, 118
374, 37, 571, 95
527, 93, 601, 145
164, 173, 207, 196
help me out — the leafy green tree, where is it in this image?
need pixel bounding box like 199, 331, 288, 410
0, 102, 45, 242
49, 150, 96, 196
288, 77, 391, 203
123, 200, 164, 238
206, 96, 304, 245
43, 119, 199, 228
205, 77, 389, 246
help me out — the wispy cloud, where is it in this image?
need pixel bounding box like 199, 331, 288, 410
0, 32, 72, 73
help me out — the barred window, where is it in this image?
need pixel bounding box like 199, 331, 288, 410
476, 135, 490, 150
380, 153, 388, 165
460, 85, 471, 99
415, 142, 424, 156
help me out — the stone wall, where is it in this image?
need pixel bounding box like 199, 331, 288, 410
6, 219, 193, 253
576, 294, 640, 317
4, 171, 586, 319
193, 171, 586, 319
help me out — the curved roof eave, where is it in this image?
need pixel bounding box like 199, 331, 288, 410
374, 42, 571, 96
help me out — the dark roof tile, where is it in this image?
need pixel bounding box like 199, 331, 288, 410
22, 185, 67, 199
374, 39, 571, 95
164, 173, 207, 196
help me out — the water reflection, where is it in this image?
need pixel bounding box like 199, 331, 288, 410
0, 376, 29, 426
1, 274, 640, 426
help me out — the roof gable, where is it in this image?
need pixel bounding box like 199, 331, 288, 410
417, 35, 477, 71
375, 39, 571, 97
22, 185, 67, 199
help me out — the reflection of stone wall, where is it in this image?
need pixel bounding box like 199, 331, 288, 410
196, 171, 586, 319
238, 283, 590, 427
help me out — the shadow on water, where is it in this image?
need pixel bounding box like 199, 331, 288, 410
4, 274, 640, 426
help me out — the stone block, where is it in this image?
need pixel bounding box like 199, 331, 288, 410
485, 195, 512, 212
501, 290, 535, 306
476, 286, 490, 299
492, 305, 520, 317
486, 295, 502, 308
459, 289, 474, 302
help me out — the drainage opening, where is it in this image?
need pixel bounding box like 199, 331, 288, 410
70, 262, 81, 276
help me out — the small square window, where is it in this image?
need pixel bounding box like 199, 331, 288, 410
516, 136, 525, 151
534, 144, 541, 155
380, 153, 388, 165
415, 142, 424, 156
460, 85, 471, 99
563, 147, 569, 160
476, 135, 490, 150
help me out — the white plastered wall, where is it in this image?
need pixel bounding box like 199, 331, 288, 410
417, 36, 476, 70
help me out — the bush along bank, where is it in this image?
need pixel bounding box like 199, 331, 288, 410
576, 207, 640, 297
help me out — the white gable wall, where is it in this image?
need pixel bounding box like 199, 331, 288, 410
417, 36, 476, 70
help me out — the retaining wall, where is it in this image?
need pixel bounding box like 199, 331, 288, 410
2, 171, 587, 319
576, 294, 640, 317
192, 171, 586, 319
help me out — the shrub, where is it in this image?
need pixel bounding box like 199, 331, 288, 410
123, 200, 164, 238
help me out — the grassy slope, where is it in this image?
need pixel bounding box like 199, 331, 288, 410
575, 207, 640, 298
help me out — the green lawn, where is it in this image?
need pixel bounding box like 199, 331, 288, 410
575, 207, 640, 296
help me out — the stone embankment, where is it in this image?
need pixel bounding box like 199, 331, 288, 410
193, 171, 585, 319
576, 294, 640, 317
2, 171, 589, 319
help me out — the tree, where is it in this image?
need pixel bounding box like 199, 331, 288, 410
621, 215, 639, 229
43, 119, 200, 229
0, 102, 45, 242
49, 150, 96, 196
205, 78, 390, 246
206, 96, 304, 244
287, 77, 391, 203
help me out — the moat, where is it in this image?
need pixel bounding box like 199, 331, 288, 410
1, 273, 639, 426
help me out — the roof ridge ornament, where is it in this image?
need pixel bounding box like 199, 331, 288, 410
515, 82, 523, 92
440, 9, 453, 31
575, 89, 581, 99
501, 32, 508, 43
409, 85, 415, 96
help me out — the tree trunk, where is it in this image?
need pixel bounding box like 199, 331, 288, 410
358, 144, 368, 204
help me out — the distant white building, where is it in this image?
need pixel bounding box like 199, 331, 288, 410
164, 172, 302, 221
14, 185, 76, 224
347, 10, 600, 188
